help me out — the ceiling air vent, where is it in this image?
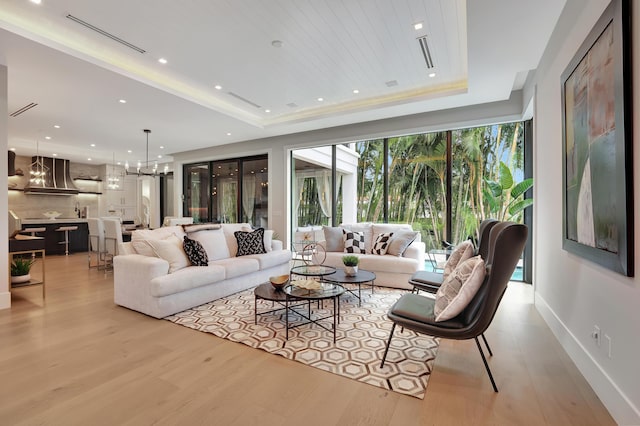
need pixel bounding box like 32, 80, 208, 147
385, 80, 398, 87
417, 36, 435, 69
66, 14, 146, 54
10, 102, 38, 117
227, 92, 262, 109
286, 102, 298, 108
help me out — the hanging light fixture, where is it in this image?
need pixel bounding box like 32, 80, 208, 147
29, 139, 49, 185
107, 153, 121, 189
126, 129, 159, 176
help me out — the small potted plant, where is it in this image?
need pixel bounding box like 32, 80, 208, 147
11, 257, 35, 284
342, 255, 359, 276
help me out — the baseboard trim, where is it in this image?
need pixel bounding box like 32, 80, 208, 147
0, 291, 11, 310
535, 293, 640, 425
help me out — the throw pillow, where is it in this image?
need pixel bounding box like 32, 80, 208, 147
434, 255, 486, 322
235, 228, 267, 256
343, 229, 366, 254
242, 226, 274, 252
189, 228, 230, 261
183, 236, 208, 266
135, 234, 190, 273
387, 231, 419, 257
323, 226, 345, 252
371, 232, 394, 255
443, 240, 475, 280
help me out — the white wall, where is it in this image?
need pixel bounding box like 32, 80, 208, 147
0, 65, 9, 310
529, 0, 640, 423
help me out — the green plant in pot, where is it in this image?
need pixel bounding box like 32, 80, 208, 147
342, 255, 359, 277
11, 257, 35, 284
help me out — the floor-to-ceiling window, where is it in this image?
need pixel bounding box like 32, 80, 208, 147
183, 155, 268, 225
289, 120, 532, 282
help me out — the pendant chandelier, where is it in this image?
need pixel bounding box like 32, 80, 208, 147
29, 140, 49, 185
126, 129, 158, 176
107, 153, 121, 189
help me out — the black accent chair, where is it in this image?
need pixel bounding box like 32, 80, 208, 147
380, 221, 528, 392
409, 218, 499, 294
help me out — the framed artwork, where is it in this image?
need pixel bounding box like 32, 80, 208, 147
561, 0, 633, 276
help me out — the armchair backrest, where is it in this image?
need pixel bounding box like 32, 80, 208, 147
476, 218, 499, 259
460, 222, 528, 333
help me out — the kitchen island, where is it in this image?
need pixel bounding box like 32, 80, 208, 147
21, 219, 89, 255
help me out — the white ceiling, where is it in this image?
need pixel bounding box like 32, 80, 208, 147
0, 0, 565, 166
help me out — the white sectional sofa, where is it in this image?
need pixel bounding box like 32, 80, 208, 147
114, 223, 290, 318
318, 223, 425, 290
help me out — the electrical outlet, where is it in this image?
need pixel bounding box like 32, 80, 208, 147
592, 325, 601, 346
605, 334, 612, 358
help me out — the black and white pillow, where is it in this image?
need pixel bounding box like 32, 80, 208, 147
371, 232, 394, 255
234, 228, 267, 256
183, 236, 209, 266
343, 229, 366, 254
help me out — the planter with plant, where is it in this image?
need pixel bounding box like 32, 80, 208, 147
11, 257, 35, 284
342, 255, 359, 276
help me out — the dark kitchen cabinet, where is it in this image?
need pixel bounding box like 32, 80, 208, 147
21, 222, 89, 255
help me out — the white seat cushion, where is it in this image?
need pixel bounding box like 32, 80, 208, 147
210, 257, 260, 279
243, 250, 292, 270
149, 265, 226, 297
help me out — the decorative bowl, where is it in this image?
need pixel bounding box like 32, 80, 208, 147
269, 274, 289, 291
43, 210, 62, 220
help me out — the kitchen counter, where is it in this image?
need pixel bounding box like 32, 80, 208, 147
22, 218, 89, 225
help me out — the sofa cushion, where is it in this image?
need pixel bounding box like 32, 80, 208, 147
149, 264, 226, 297
183, 236, 208, 266
235, 228, 267, 256
341, 223, 374, 253
323, 226, 345, 252
343, 229, 366, 254
188, 228, 230, 261
434, 255, 486, 322
221, 223, 252, 257
243, 250, 292, 270
443, 240, 475, 279
210, 257, 260, 279
356, 254, 419, 274
182, 223, 221, 233
387, 231, 419, 257
134, 234, 190, 273
132, 225, 186, 241
371, 232, 394, 255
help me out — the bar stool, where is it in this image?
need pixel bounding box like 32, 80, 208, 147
20, 227, 47, 257
56, 225, 78, 255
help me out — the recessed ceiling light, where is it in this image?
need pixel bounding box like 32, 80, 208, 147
428, 72, 436, 78
127, 150, 132, 153
157, 155, 162, 159
226, 132, 232, 136
215, 85, 222, 90
54, 124, 60, 129
87, 158, 92, 161
117, 161, 121, 165
353, 89, 359, 94
119, 99, 127, 103
52, 153, 57, 157
10, 147, 15, 151
414, 22, 423, 30
265, 109, 271, 113
317, 97, 324, 102
159, 146, 164, 149
45, 136, 51, 140
30, 0, 41, 4
90, 143, 95, 147
158, 58, 168, 64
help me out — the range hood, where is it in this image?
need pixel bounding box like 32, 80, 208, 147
24, 157, 79, 195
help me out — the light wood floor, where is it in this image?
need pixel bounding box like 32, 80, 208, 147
1, 253, 614, 425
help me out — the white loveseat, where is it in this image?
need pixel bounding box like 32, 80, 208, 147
114, 223, 290, 318
319, 223, 425, 290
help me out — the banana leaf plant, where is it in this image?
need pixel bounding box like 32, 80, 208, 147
484, 161, 533, 221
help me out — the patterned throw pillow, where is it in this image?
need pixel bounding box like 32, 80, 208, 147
183, 236, 208, 266
443, 240, 475, 280
434, 255, 486, 322
343, 229, 366, 254
234, 228, 267, 256
371, 232, 394, 255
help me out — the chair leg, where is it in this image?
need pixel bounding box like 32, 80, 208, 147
475, 336, 498, 392
481, 333, 493, 357
380, 323, 396, 368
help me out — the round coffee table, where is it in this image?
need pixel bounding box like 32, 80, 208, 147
323, 269, 376, 306
283, 282, 345, 343
254, 282, 289, 324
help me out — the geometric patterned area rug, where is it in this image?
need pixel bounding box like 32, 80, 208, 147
166, 286, 439, 399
